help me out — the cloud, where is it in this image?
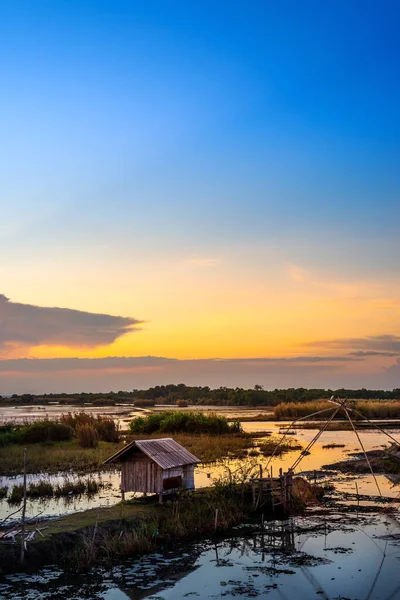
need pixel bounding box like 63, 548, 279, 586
0, 295, 142, 351
347, 350, 400, 357
0, 354, 377, 395
0, 355, 358, 374
306, 334, 400, 355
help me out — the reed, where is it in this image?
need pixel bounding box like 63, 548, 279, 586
274, 400, 400, 421
7, 478, 104, 503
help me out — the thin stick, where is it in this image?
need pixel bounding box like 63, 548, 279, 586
346, 406, 400, 446
0, 506, 23, 528
264, 406, 338, 469
290, 405, 341, 472
342, 405, 382, 497
20, 448, 27, 564
214, 508, 219, 532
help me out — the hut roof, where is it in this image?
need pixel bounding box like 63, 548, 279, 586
103, 437, 201, 469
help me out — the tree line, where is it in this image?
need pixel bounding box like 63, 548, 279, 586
2, 384, 400, 407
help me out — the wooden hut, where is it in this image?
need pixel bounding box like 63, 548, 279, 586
104, 438, 201, 502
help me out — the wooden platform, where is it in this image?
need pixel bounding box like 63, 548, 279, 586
250, 467, 294, 510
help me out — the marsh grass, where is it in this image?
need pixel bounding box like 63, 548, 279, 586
274, 400, 400, 421
0, 440, 122, 475
60, 412, 120, 443
258, 437, 302, 456
0, 433, 253, 476
7, 478, 104, 504
66, 482, 250, 570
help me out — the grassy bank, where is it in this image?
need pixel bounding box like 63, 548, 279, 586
0, 477, 322, 573
0, 485, 251, 572
0, 433, 254, 476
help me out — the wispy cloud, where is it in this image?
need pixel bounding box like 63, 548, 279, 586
0, 353, 395, 395
307, 334, 400, 355
0, 295, 142, 352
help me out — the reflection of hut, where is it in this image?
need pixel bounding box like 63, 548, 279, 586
104, 438, 200, 502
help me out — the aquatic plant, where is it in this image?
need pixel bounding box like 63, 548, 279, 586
7, 478, 104, 503
258, 437, 302, 456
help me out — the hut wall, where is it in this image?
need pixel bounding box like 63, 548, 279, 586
121, 456, 162, 493
182, 465, 195, 490
161, 467, 184, 493
121, 458, 197, 495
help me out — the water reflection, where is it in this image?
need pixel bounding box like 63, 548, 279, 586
1, 512, 399, 599
1, 421, 400, 523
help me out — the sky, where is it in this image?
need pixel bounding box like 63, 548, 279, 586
1, 1, 400, 393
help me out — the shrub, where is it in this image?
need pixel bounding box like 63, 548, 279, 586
18, 421, 73, 444
176, 399, 188, 408
129, 411, 242, 435
76, 424, 99, 448
133, 399, 156, 408
60, 412, 120, 442
95, 416, 120, 442
60, 412, 94, 430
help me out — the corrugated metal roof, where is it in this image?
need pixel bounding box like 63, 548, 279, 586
103, 437, 201, 469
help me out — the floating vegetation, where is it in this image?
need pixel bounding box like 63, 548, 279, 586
258, 438, 302, 456
322, 443, 346, 449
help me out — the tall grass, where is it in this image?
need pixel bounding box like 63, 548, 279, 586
129, 411, 242, 435
67, 482, 250, 570
76, 424, 99, 448
274, 400, 400, 420
0, 440, 123, 475
7, 478, 103, 504
274, 401, 333, 420
60, 412, 120, 442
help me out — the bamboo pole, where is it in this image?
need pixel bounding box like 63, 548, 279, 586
20, 448, 27, 564
342, 405, 382, 497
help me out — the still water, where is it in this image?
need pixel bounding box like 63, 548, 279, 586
1, 512, 399, 599
1, 421, 400, 522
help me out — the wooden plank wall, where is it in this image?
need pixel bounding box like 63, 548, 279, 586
122, 459, 196, 494
122, 456, 162, 493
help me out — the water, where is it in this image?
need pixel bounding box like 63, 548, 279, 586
0, 404, 143, 429
1, 512, 399, 599
1, 419, 400, 523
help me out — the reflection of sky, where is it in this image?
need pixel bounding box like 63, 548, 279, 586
2, 421, 398, 523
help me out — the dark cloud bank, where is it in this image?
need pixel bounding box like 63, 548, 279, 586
0, 353, 399, 395
0, 294, 141, 350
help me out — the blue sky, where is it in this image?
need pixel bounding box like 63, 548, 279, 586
1, 1, 400, 392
